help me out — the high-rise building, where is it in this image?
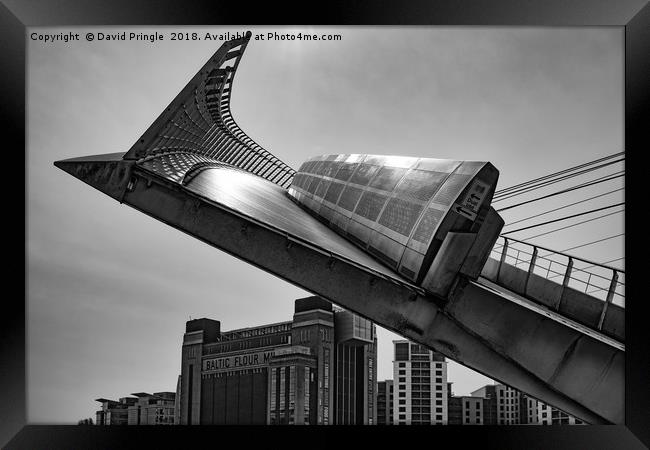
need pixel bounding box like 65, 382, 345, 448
377, 380, 394, 425
333, 308, 377, 425
392, 340, 448, 425
178, 296, 377, 425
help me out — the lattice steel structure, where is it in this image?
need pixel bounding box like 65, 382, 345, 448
123, 31, 295, 189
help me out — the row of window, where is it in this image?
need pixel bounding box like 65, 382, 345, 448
396, 414, 444, 422
397, 362, 444, 368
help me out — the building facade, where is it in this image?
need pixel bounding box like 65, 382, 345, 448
333, 309, 377, 425
392, 340, 448, 425
379, 376, 586, 426
95, 393, 176, 426
127, 392, 176, 425
377, 380, 394, 425
470, 383, 585, 425
520, 394, 540, 425
537, 400, 585, 425
95, 397, 135, 425
178, 296, 377, 425
471, 384, 520, 425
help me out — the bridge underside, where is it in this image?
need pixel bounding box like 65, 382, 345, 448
55, 153, 624, 424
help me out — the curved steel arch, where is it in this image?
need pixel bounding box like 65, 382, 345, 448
123, 31, 295, 189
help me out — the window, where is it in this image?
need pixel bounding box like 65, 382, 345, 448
399, 392, 406, 398
399, 400, 406, 405
399, 363, 406, 368
399, 370, 406, 376
324, 363, 329, 389
395, 343, 409, 361
399, 407, 406, 412
399, 377, 406, 383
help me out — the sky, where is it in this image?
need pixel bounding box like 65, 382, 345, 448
27, 26, 623, 423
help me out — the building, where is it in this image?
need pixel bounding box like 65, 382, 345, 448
471, 383, 521, 425
178, 296, 377, 425
95, 397, 136, 425
95, 393, 176, 426
127, 392, 176, 425
447, 383, 462, 425
458, 395, 484, 425
174, 375, 182, 425
537, 400, 585, 425
469, 383, 585, 425
392, 340, 448, 425
333, 307, 377, 424
520, 394, 540, 425
377, 380, 394, 425
382, 376, 586, 426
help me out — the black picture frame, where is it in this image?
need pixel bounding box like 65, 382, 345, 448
3, 0, 648, 448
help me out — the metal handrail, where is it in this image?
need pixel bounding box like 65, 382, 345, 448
490, 244, 625, 291
492, 236, 625, 275
488, 235, 624, 334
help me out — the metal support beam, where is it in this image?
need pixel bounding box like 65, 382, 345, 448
524, 246, 538, 296
556, 256, 574, 311
597, 270, 620, 330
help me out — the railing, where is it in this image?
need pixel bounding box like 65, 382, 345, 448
486, 236, 624, 332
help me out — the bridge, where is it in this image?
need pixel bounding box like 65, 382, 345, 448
54, 32, 624, 425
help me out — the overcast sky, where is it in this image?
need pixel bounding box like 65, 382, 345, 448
27, 26, 623, 423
